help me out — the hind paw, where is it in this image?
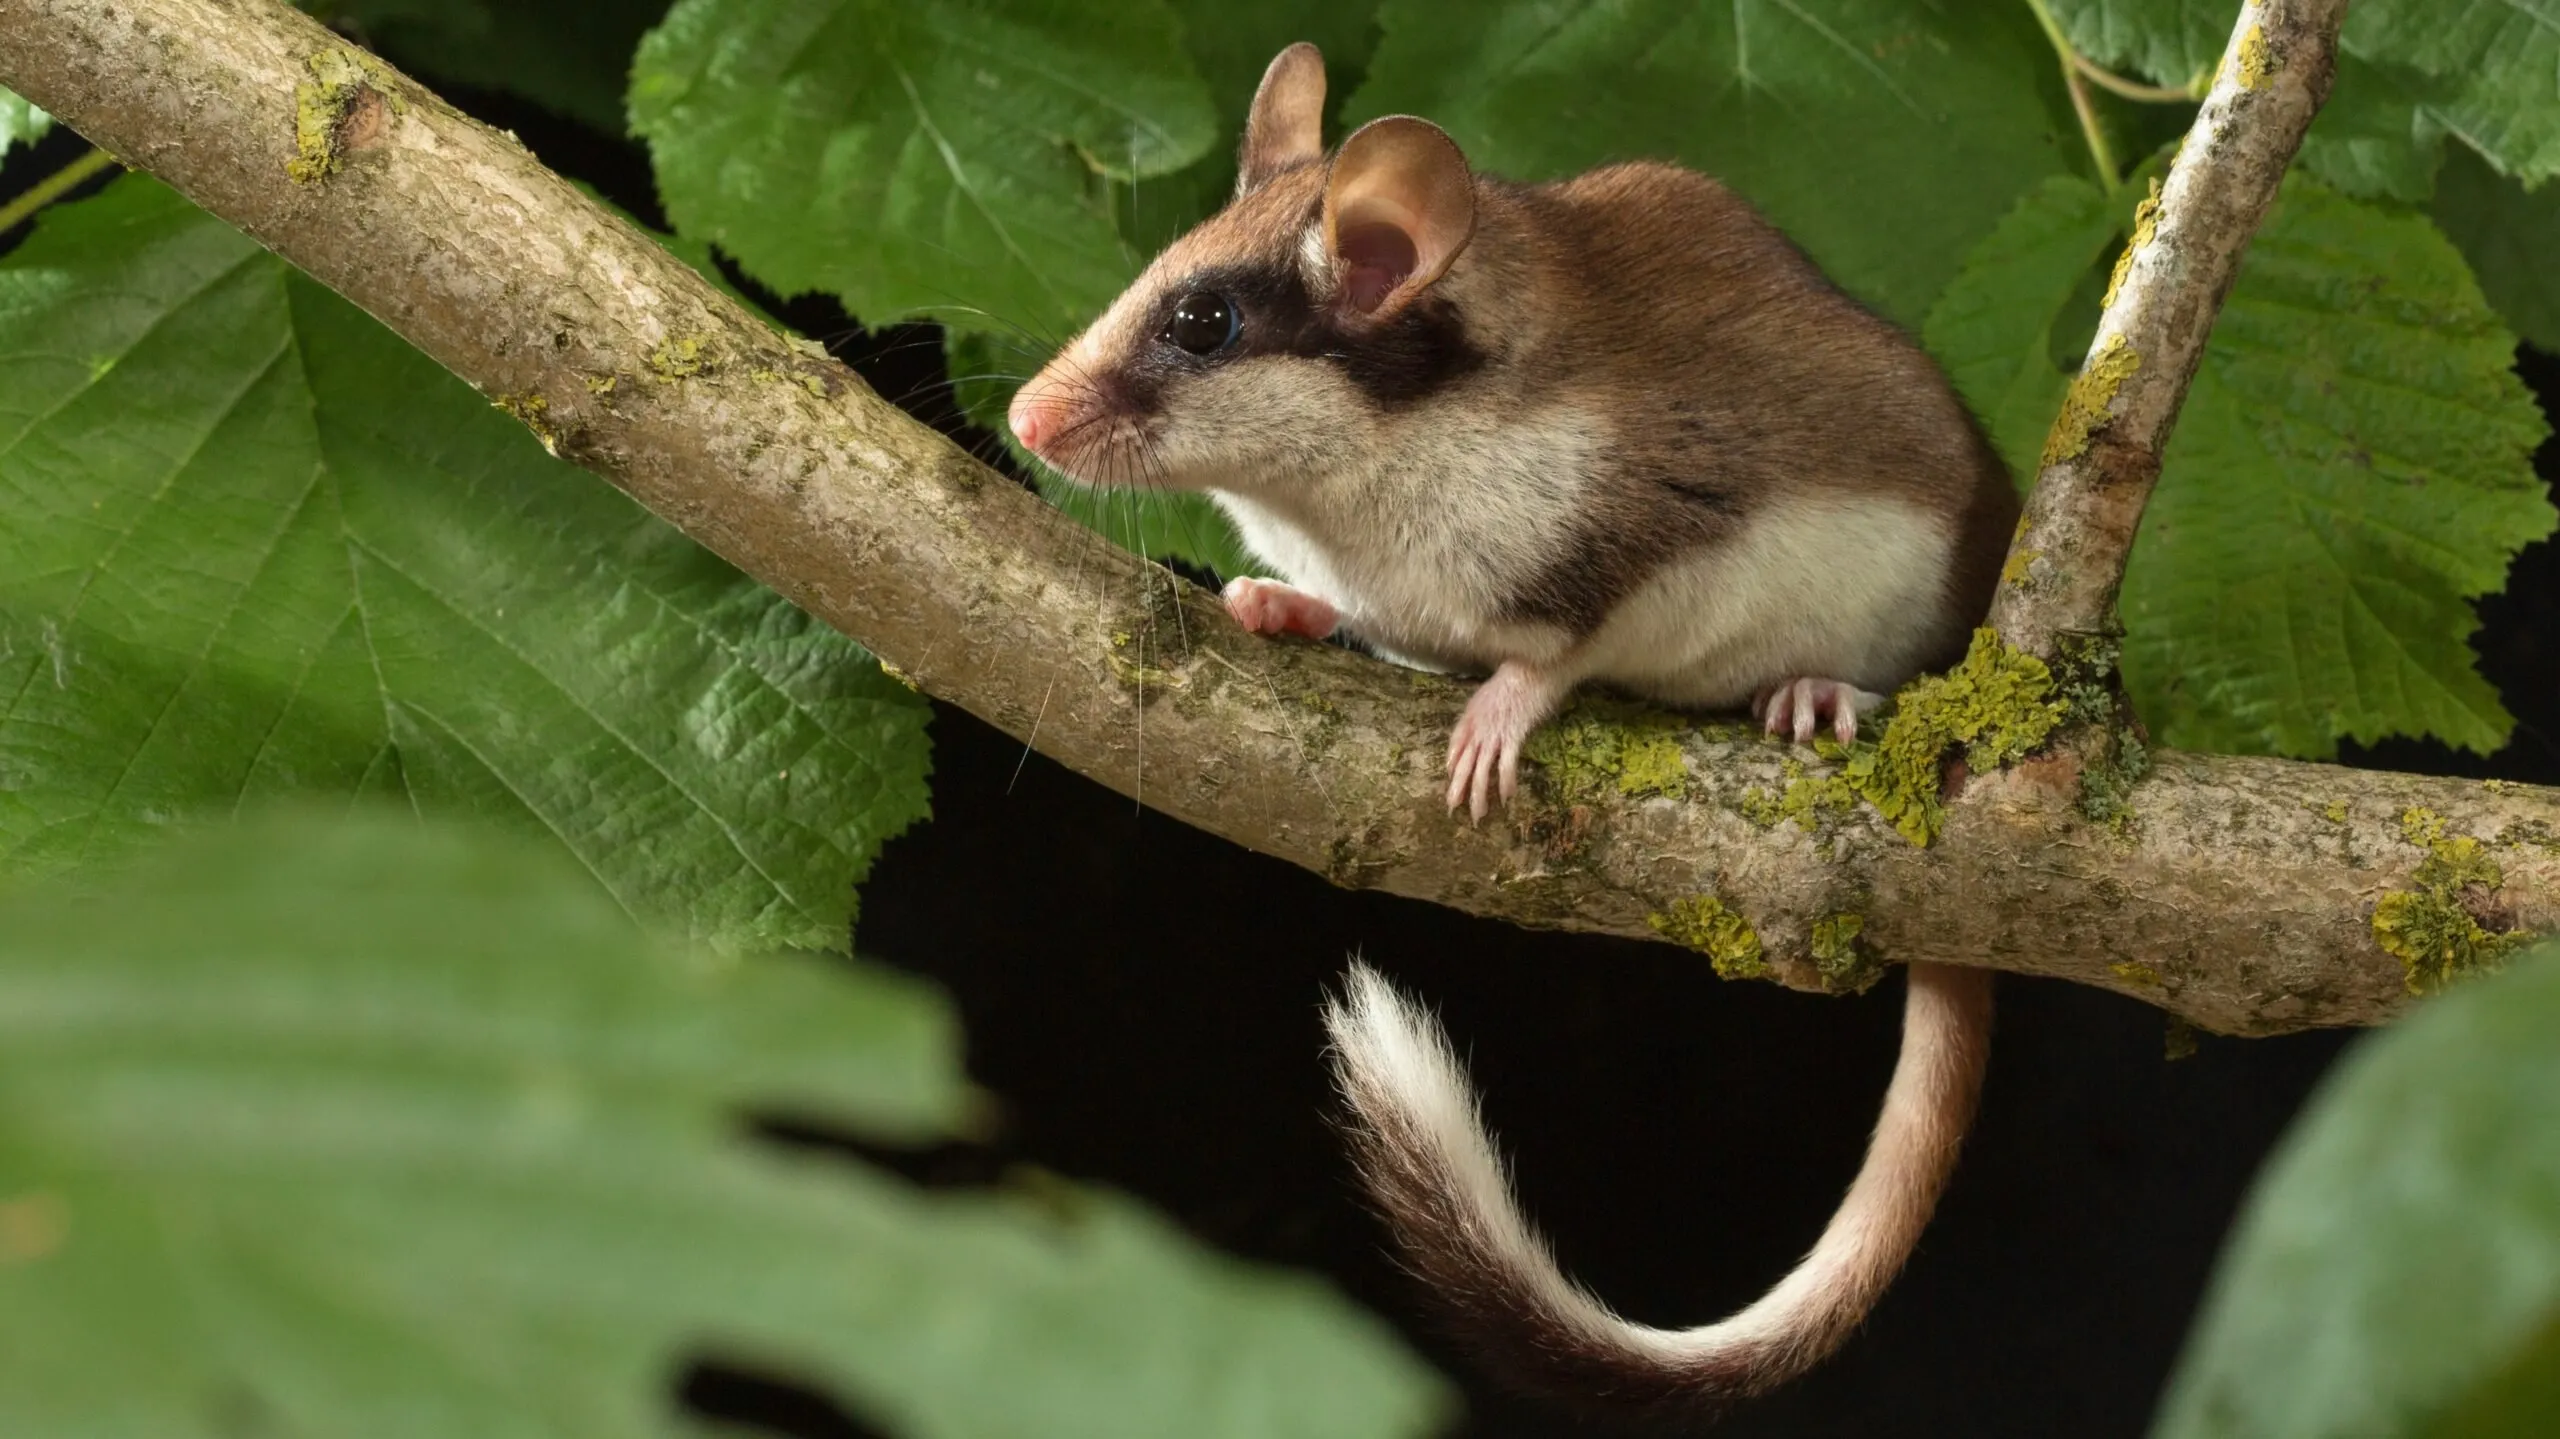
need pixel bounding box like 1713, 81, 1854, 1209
1753, 677, 1884, 747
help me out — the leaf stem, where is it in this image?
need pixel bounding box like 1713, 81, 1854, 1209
2022, 0, 2123, 195
0, 146, 115, 237
2069, 50, 2202, 105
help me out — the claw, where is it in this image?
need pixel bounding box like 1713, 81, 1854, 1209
1444, 660, 1568, 823
1754, 676, 1880, 748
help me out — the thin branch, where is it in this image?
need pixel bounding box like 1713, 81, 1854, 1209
2024, 0, 2122, 192
0, 0, 2548, 1040
1992, 0, 2347, 659
0, 144, 111, 235
2024, 0, 2208, 108
2072, 51, 2204, 105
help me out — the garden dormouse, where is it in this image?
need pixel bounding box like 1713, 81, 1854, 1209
1007, 42, 2011, 1416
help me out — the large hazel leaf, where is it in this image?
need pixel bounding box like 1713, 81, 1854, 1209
1923, 173, 2123, 481
1171, 0, 1381, 143
312, 0, 673, 134
630, 0, 1218, 340
0, 177, 932, 950
0, 811, 1450, 1439
2294, 55, 2446, 205
2120, 178, 2555, 758
2345, 0, 2560, 186
2152, 942, 2560, 1439
1347, 0, 2075, 328
2073, 0, 2560, 189
2434, 142, 2560, 356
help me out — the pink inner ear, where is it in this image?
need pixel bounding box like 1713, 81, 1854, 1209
1337, 221, 1417, 313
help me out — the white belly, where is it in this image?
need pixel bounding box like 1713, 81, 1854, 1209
1215, 486, 1958, 706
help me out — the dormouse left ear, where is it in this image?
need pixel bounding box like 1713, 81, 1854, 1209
1322, 116, 1476, 319
1239, 43, 1327, 193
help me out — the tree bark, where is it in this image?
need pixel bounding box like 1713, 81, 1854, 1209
0, 0, 2548, 1038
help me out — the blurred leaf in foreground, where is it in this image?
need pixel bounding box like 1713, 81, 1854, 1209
2154, 942, 2560, 1438
0, 811, 1451, 1439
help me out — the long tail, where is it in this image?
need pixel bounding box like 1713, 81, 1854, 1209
1322, 959, 1993, 1418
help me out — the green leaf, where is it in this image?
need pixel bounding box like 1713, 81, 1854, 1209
0, 176, 932, 950
2345, 0, 2560, 185
2433, 142, 2560, 355
1107, 0, 1383, 255
2151, 943, 2560, 1439
1923, 174, 2122, 481
311, 0, 672, 133
0, 87, 47, 156
2045, 8, 2477, 204
1171, 0, 1381, 140
2044, 0, 2227, 96
631, 0, 1218, 339
943, 330, 1261, 581
2297, 54, 2446, 204
1349, 0, 2075, 327
2120, 177, 2556, 758
0, 810, 1450, 1439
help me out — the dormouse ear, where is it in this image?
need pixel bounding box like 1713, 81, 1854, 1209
1239, 43, 1327, 193
1322, 116, 1476, 318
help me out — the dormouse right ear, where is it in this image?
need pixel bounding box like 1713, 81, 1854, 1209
1239, 43, 1327, 193
1322, 116, 1476, 319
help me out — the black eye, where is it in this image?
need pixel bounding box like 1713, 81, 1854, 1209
1165, 291, 1239, 355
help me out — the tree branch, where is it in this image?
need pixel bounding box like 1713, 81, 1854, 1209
1, 0, 2549, 1038
1992, 0, 2345, 657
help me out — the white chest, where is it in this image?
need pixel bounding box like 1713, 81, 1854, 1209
1210, 413, 1605, 670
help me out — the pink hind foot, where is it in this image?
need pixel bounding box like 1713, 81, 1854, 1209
1446, 660, 1569, 823
1223, 577, 1339, 640
1754, 677, 1885, 747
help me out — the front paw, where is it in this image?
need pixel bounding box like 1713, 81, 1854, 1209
1222, 577, 1339, 640
1444, 661, 1567, 823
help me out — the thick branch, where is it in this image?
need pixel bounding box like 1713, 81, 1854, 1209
2, 0, 2550, 1038
1991, 0, 2345, 656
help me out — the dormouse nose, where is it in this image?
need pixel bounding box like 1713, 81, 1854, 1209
1009, 382, 1070, 456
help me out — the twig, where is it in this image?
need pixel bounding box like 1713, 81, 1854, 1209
0, 145, 112, 235
2024, 0, 2123, 191
2071, 51, 2204, 105
1991, 0, 2348, 662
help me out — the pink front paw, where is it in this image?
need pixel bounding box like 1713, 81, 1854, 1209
1445, 661, 1567, 823
1222, 577, 1338, 640
1752, 677, 1884, 747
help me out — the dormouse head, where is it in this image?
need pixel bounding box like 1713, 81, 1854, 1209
1007, 42, 1484, 492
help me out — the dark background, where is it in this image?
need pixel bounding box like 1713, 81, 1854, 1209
7, 78, 2556, 1439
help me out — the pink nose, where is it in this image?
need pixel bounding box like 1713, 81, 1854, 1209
1009, 386, 1066, 455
